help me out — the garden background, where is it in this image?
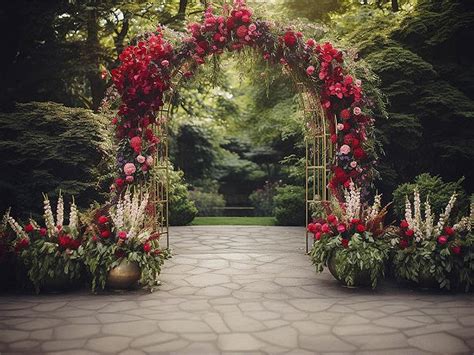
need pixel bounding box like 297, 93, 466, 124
1, 0, 473, 225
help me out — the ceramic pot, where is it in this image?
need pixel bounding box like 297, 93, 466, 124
106, 260, 141, 289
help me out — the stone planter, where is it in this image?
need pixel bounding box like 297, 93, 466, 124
106, 260, 141, 290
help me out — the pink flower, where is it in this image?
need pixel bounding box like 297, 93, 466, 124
437, 235, 448, 245
136, 155, 146, 164
248, 24, 256, 31
337, 123, 344, 131
146, 156, 154, 166
321, 223, 330, 233
123, 163, 136, 176
353, 107, 362, 115
125, 175, 134, 183
306, 66, 315, 76
339, 145, 351, 155
355, 79, 362, 87
350, 161, 357, 168
161, 60, 169, 67
118, 231, 127, 240
306, 38, 316, 47
130, 136, 142, 153
337, 223, 346, 233
236, 25, 247, 38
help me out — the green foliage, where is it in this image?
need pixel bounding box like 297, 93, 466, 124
168, 170, 198, 226
0, 102, 114, 219
392, 173, 468, 218
189, 188, 226, 217
273, 185, 305, 226
249, 181, 281, 216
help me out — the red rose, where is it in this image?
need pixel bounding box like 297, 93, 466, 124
451, 245, 461, 255
340, 109, 350, 120
399, 239, 409, 249
337, 223, 346, 233
236, 25, 248, 38
58, 235, 70, 248
444, 226, 455, 236
400, 220, 409, 229
101, 230, 111, 239
307, 223, 321, 234
437, 235, 448, 245
226, 17, 235, 29
15, 238, 30, 252
350, 218, 360, 225
353, 148, 366, 160
118, 231, 127, 240
327, 214, 337, 224
283, 31, 297, 47
314, 232, 322, 240
143, 242, 152, 253
405, 229, 414, 238
39, 228, 47, 237
69, 239, 81, 250
341, 239, 349, 248
98, 215, 108, 224
24, 224, 34, 233
115, 178, 124, 188
321, 223, 330, 233
130, 136, 142, 153
356, 224, 365, 233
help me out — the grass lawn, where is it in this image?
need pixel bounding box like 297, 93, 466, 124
192, 216, 276, 226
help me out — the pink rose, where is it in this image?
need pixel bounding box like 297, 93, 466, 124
340, 145, 351, 155
146, 156, 154, 166
350, 161, 357, 168
337, 123, 344, 131
248, 23, 256, 32
337, 223, 346, 233
306, 66, 315, 76
125, 175, 134, 183
161, 60, 169, 67
437, 235, 448, 245
123, 163, 136, 176
136, 155, 146, 164
353, 107, 362, 115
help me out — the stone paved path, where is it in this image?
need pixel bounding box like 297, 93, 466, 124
1, 226, 474, 354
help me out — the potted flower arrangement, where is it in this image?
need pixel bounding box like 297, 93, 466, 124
392, 190, 473, 291
80, 188, 169, 291
0, 210, 18, 291
308, 183, 390, 288
6, 194, 84, 293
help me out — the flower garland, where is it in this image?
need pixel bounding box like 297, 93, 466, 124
110, 0, 377, 199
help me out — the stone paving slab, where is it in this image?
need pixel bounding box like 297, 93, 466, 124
0, 226, 473, 354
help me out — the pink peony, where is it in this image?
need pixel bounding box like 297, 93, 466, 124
306, 66, 315, 76
353, 107, 362, 115
123, 163, 136, 176
236, 25, 247, 38
136, 155, 146, 164
130, 136, 142, 153
339, 145, 351, 155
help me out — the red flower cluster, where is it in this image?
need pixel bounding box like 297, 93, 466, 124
307, 215, 367, 248
58, 234, 81, 250
96, 215, 112, 240
398, 220, 415, 249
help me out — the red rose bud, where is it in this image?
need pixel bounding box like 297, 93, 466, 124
341, 239, 349, 248
400, 220, 409, 229
451, 245, 461, 255
143, 242, 152, 253
118, 231, 127, 240
444, 226, 455, 236
101, 230, 111, 239
405, 229, 414, 238
98, 215, 108, 224
437, 235, 448, 245
356, 224, 366, 233
337, 223, 346, 233
399, 239, 409, 249
24, 224, 34, 233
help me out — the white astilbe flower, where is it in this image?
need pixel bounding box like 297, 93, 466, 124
43, 194, 56, 237
69, 197, 79, 231
56, 193, 64, 227
7, 216, 28, 239
453, 217, 471, 233
344, 181, 361, 222
413, 189, 423, 238
424, 196, 434, 238
110, 199, 124, 230
366, 194, 381, 223
434, 193, 457, 235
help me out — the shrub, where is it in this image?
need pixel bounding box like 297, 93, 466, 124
189, 189, 226, 216
249, 181, 280, 216
273, 185, 305, 226
168, 170, 198, 226
392, 173, 468, 219
0, 102, 114, 219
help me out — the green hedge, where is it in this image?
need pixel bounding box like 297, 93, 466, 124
273, 185, 305, 226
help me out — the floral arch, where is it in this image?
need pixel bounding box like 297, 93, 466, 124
109, 0, 377, 249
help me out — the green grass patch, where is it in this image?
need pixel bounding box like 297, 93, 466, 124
192, 216, 276, 226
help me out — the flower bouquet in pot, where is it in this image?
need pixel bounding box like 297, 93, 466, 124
80, 188, 169, 292
7, 194, 84, 293
0, 210, 19, 291
308, 183, 390, 289
392, 190, 473, 291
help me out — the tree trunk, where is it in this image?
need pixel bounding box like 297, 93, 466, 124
86, 2, 105, 111
391, 0, 399, 12
178, 0, 188, 20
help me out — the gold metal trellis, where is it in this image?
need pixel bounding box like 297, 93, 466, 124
296, 83, 334, 253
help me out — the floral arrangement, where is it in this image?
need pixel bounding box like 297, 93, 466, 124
7, 194, 83, 292
109, 0, 377, 200
308, 182, 389, 288
80, 188, 169, 291
0, 210, 15, 263
392, 189, 473, 290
